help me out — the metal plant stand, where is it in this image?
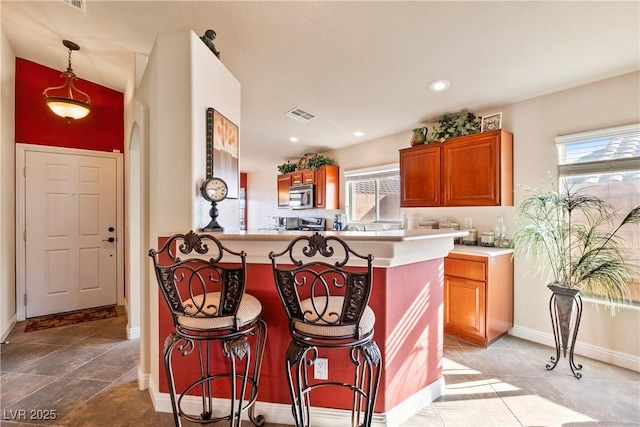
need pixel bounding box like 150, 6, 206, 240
546, 284, 583, 379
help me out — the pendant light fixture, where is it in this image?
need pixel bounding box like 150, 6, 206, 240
43, 40, 92, 121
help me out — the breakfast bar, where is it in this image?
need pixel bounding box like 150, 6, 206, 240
155, 229, 466, 426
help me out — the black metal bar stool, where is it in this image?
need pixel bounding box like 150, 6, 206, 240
149, 231, 267, 427
269, 232, 382, 427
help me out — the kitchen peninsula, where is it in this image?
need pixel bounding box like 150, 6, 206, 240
156, 229, 467, 426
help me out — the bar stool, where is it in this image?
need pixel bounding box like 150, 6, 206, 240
269, 232, 381, 427
149, 230, 267, 427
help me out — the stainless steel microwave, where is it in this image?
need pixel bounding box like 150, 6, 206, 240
289, 184, 314, 209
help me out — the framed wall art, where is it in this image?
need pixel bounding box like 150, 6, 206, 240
206, 107, 239, 199
481, 112, 502, 132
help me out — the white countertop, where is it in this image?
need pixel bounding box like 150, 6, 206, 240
449, 244, 514, 257
188, 229, 469, 267
217, 228, 468, 242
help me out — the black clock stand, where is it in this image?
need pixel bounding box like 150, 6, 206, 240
202, 200, 224, 232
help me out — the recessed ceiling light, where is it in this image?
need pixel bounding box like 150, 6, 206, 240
353, 131, 365, 137
428, 80, 451, 91
289, 137, 299, 143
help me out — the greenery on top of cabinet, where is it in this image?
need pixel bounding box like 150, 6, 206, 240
277, 154, 335, 174
431, 109, 481, 143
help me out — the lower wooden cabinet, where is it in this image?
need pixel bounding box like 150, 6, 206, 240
444, 250, 513, 347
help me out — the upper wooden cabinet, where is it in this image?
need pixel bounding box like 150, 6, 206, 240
314, 165, 339, 209
277, 164, 339, 209
399, 143, 441, 207
277, 174, 292, 207
399, 130, 513, 207
291, 170, 314, 185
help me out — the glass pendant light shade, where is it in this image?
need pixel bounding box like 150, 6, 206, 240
45, 96, 91, 120
43, 40, 92, 121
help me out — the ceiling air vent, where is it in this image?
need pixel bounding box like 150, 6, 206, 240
60, 0, 86, 12
285, 107, 317, 123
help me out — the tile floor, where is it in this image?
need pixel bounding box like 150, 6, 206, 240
1, 307, 638, 427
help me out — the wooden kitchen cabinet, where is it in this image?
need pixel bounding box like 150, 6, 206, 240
276, 165, 339, 209
277, 174, 291, 207
314, 165, 339, 209
291, 171, 303, 185
290, 170, 315, 185
444, 250, 514, 347
302, 170, 315, 183
442, 130, 513, 206
399, 130, 513, 207
399, 143, 441, 207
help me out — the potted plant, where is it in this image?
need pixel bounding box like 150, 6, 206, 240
430, 109, 481, 143
511, 182, 640, 378
306, 154, 335, 170
277, 161, 297, 174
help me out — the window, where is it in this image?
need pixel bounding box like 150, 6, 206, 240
556, 124, 640, 304
345, 164, 401, 223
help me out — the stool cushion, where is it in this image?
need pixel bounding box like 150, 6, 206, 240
294, 296, 375, 338
178, 292, 262, 330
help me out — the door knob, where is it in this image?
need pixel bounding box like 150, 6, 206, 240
103, 237, 116, 243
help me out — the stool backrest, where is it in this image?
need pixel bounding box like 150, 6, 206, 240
149, 230, 247, 329
269, 232, 374, 340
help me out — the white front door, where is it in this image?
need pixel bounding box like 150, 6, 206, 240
25, 150, 118, 318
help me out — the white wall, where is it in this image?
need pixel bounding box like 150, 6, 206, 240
135, 30, 242, 396
0, 28, 16, 341
247, 71, 640, 368
190, 33, 241, 232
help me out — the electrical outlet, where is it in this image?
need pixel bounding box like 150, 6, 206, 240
314, 357, 328, 380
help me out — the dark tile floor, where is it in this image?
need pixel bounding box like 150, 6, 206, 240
1, 307, 638, 426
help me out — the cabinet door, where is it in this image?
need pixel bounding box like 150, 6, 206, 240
315, 167, 326, 208
314, 165, 339, 209
399, 144, 440, 207
291, 171, 303, 185
277, 174, 291, 207
444, 275, 486, 341
302, 170, 315, 183
443, 131, 509, 206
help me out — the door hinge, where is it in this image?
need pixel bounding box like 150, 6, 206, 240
23, 230, 26, 241
23, 167, 26, 177
24, 294, 27, 305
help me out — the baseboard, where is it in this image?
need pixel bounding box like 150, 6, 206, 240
127, 325, 140, 340
509, 326, 640, 372
149, 378, 443, 426
137, 365, 150, 391
383, 377, 444, 426
1, 314, 17, 342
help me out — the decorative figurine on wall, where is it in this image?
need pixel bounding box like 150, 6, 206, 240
200, 29, 221, 58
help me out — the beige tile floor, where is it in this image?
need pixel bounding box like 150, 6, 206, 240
1, 307, 638, 426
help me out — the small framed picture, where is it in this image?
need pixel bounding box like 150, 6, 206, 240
481, 112, 502, 132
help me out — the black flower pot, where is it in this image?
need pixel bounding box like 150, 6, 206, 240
547, 283, 583, 378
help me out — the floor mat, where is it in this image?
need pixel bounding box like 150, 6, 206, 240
24, 305, 118, 332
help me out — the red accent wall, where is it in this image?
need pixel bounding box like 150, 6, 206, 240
15, 58, 124, 152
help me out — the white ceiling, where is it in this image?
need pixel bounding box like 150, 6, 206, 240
2, 1, 639, 171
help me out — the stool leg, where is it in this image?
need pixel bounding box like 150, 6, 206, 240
163, 332, 183, 427
221, 335, 246, 427
352, 341, 382, 427
196, 340, 214, 421
247, 318, 267, 427
285, 341, 314, 427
